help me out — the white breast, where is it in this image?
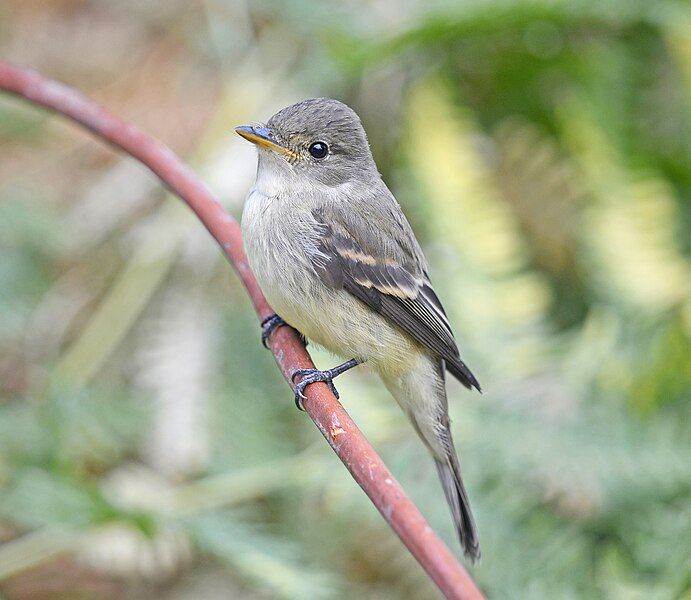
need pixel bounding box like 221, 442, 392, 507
241, 188, 324, 327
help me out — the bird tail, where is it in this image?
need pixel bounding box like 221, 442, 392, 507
435, 453, 481, 562
381, 356, 480, 562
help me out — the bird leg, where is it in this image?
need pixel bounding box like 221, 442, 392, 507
291, 358, 361, 410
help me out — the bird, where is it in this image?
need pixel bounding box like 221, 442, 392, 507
236, 98, 481, 561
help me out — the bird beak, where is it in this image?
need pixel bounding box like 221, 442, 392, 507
235, 125, 298, 159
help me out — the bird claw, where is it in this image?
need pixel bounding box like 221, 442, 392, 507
261, 314, 286, 348
291, 368, 340, 410
261, 314, 309, 349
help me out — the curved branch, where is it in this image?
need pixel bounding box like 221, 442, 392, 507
0, 61, 484, 600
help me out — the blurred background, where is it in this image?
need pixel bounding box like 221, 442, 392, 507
1, 1, 690, 598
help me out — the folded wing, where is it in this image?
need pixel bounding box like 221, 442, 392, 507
309, 204, 480, 391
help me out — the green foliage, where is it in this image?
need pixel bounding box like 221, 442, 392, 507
190, 512, 341, 599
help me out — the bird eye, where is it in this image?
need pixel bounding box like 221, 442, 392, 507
308, 141, 329, 159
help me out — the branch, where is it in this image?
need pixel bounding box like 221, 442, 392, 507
0, 61, 484, 600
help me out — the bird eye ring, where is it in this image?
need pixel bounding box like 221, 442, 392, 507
308, 141, 329, 159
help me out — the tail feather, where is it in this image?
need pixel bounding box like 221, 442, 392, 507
435, 457, 481, 562
381, 356, 481, 562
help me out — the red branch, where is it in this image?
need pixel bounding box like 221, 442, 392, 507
0, 60, 484, 600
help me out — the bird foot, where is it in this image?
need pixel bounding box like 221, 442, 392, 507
290, 358, 361, 410
291, 368, 340, 410
261, 314, 286, 348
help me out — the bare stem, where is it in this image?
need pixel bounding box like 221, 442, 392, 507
0, 60, 484, 600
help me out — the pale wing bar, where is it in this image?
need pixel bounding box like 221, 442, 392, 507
310, 212, 480, 391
